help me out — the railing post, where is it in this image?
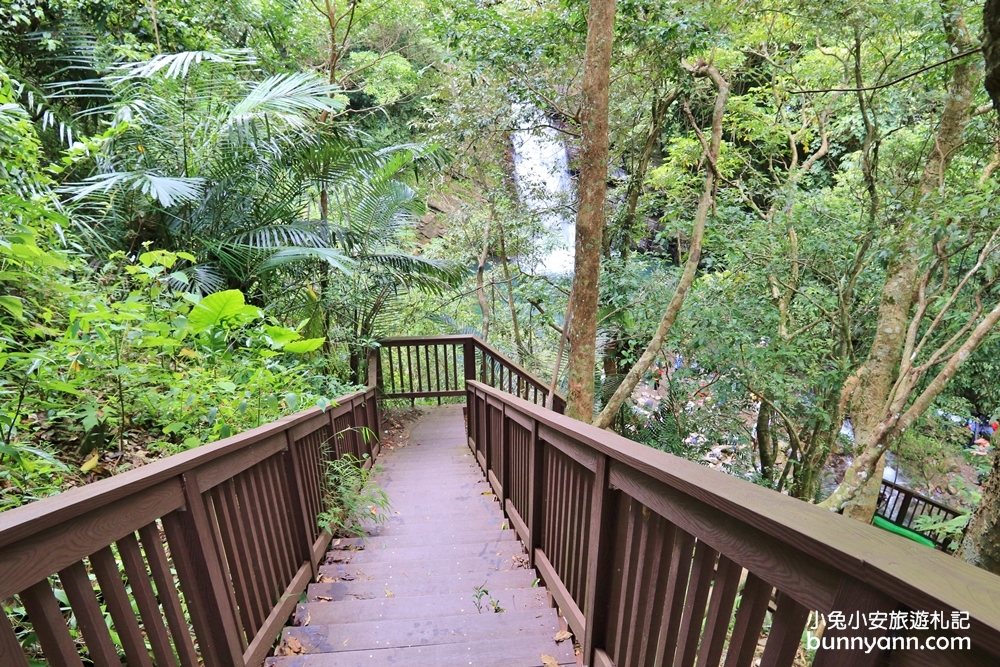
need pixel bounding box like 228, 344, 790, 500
583, 454, 615, 664
463, 338, 476, 387
284, 429, 318, 577
161, 473, 243, 667
527, 418, 543, 568
811, 577, 896, 667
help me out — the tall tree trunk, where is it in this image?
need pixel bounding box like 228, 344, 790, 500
960, 8, 1000, 573
564, 0, 616, 422
592, 64, 730, 430
961, 452, 1000, 575
838, 4, 978, 520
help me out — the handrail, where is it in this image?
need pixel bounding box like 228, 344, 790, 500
0, 382, 380, 667
375, 335, 566, 412
876, 478, 965, 549
466, 380, 1000, 667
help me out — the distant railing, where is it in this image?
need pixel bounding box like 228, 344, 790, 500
876, 478, 965, 549
466, 380, 1000, 667
0, 382, 380, 667
375, 335, 566, 412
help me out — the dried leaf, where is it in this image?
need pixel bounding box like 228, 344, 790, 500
280, 637, 306, 655
541, 654, 559, 667
481, 491, 493, 495
553, 630, 572, 643
315, 595, 333, 602
80, 450, 100, 472
385, 589, 395, 598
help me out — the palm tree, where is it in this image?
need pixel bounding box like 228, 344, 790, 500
56, 50, 462, 374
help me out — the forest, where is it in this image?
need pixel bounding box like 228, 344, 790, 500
3, 0, 1000, 581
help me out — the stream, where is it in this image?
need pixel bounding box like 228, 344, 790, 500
511, 105, 576, 275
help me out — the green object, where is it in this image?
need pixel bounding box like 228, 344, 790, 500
872, 515, 937, 548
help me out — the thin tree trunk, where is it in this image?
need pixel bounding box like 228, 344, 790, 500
609, 91, 677, 259
549, 291, 573, 409
592, 63, 730, 430
837, 3, 978, 520
757, 401, 775, 481
961, 452, 1000, 575
476, 215, 492, 340
564, 0, 617, 421
498, 221, 524, 359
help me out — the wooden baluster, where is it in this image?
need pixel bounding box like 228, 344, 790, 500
583, 453, 616, 664
60, 560, 121, 667
722, 573, 772, 667
19, 581, 83, 667
0, 612, 29, 667
759, 591, 810, 667
138, 523, 200, 667
161, 474, 243, 667
464, 339, 476, 386
90, 546, 156, 667
528, 418, 544, 568
285, 430, 318, 577
695, 555, 743, 667
117, 532, 180, 667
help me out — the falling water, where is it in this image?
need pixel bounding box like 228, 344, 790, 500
511, 105, 576, 275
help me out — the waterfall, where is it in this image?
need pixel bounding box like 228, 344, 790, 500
511, 105, 576, 275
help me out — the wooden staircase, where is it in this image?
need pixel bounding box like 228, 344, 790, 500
266, 405, 577, 667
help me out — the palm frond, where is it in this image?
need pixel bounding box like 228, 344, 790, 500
224, 73, 344, 133
63, 172, 205, 207
257, 247, 354, 274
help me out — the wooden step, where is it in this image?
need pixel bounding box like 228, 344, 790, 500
307, 569, 539, 601
318, 553, 531, 581
360, 515, 512, 536
325, 540, 523, 565
265, 637, 577, 667
273, 607, 565, 654
327, 529, 517, 551
295, 588, 550, 624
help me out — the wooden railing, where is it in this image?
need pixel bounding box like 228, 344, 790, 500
376, 335, 566, 412
466, 380, 1000, 667
876, 478, 965, 549
0, 385, 380, 667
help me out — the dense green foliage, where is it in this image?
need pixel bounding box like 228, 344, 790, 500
2, 0, 998, 526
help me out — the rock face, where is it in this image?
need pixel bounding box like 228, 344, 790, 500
417, 186, 481, 243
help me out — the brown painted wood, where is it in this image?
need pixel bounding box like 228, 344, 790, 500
194, 433, 286, 492
609, 461, 840, 613
723, 572, 773, 667
138, 522, 200, 667
654, 528, 695, 666
811, 577, 898, 667
696, 554, 743, 667
638, 519, 676, 667
19, 580, 84, 667
759, 591, 811, 667
583, 454, 614, 663
0, 613, 29, 667
117, 532, 179, 667
675, 540, 718, 667
161, 475, 243, 667
90, 545, 155, 667
243, 562, 311, 667
213, 481, 262, 636
60, 559, 122, 667
0, 479, 184, 599
535, 548, 585, 637
466, 380, 1000, 652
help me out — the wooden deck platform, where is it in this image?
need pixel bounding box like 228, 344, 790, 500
266, 405, 577, 667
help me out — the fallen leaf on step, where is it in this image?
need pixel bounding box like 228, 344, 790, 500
481, 491, 493, 495
385, 589, 395, 598
315, 595, 332, 602
278, 637, 306, 656
318, 575, 336, 583
541, 654, 559, 667
553, 630, 572, 643
343, 638, 350, 646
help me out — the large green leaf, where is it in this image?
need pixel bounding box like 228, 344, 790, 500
189, 290, 249, 331
283, 338, 325, 354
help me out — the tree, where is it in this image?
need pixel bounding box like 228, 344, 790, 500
564, 0, 616, 421
593, 61, 729, 429
824, 2, 982, 518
